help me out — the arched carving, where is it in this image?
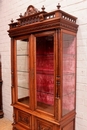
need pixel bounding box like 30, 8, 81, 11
24, 5, 40, 16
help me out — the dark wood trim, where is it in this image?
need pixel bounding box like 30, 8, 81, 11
0, 60, 4, 118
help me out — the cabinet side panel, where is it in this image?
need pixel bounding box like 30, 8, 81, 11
62, 120, 74, 130
62, 33, 76, 116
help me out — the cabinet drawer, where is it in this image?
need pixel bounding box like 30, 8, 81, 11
15, 109, 31, 129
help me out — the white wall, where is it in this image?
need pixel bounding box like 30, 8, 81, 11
0, 0, 87, 129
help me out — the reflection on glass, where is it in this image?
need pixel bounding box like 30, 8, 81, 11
62, 33, 76, 116
36, 35, 54, 114
16, 39, 29, 106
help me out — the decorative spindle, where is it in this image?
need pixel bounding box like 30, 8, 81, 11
41, 5, 45, 11
57, 3, 61, 10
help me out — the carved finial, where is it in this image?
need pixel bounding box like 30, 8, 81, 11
19, 13, 22, 17
11, 19, 14, 23
57, 3, 61, 10
41, 5, 45, 11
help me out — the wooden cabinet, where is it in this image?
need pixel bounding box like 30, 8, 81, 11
0, 56, 4, 118
8, 4, 78, 130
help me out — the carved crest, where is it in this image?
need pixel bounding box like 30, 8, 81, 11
24, 5, 40, 16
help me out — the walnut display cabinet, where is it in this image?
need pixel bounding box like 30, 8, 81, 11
8, 4, 78, 130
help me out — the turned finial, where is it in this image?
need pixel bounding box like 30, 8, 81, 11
19, 13, 22, 17
11, 19, 14, 23
57, 3, 61, 10
41, 5, 45, 11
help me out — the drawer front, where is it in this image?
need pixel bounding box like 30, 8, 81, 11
15, 109, 32, 129
35, 117, 54, 130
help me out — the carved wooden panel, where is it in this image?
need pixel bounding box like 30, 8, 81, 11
35, 118, 54, 130
17, 110, 31, 128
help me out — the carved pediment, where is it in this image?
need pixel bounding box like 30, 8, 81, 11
24, 5, 40, 16
8, 4, 78, 34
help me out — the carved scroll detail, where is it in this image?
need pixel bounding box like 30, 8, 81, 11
13, 113, 16, 124
24, 5, 40, 16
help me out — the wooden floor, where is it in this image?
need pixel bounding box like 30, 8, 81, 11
0, 118, 12, 130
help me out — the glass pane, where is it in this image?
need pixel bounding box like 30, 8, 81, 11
36, 35, 54, 114
62, 33, 76, 116
16, 39, 29, 106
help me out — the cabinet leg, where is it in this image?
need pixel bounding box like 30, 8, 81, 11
0, 110, 4, 118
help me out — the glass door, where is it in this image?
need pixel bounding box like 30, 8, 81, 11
16, 38, 30, 106
35, 33, 55, 114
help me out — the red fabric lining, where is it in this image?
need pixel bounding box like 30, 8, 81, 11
36, 36, 54, 105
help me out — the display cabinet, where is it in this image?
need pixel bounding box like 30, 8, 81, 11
8, 4, 78, 130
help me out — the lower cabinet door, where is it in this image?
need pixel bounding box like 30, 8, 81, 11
14, 108, 60, 130
15, 109, 32, 130
35, 117, 56, 130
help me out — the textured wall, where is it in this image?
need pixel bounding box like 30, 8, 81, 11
0, 0, 87, 130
